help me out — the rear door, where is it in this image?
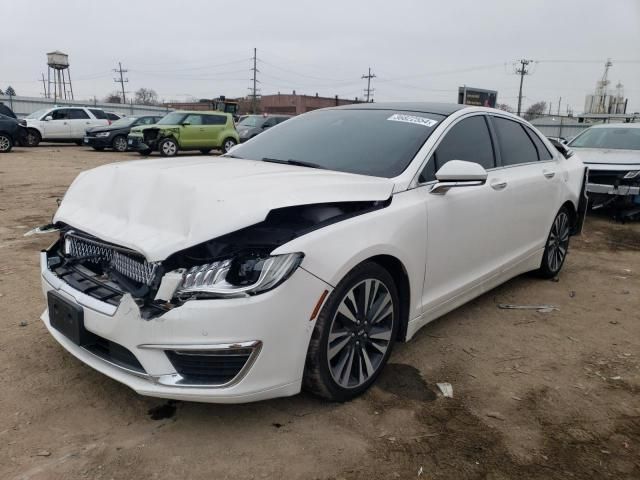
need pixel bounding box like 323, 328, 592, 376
88, 109, 110, 129
202, 114, 228, 147
488, 115, 562, 264
43, 108, 72, 139
421, 114, 511, 311
67, 108, 93, 138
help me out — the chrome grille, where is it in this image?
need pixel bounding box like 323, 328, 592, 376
64, 233, 158, 285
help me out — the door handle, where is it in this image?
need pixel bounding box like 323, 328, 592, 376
490, 179, 508, 190
543, 169, 556, 179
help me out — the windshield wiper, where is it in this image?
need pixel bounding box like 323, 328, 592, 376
261, 157, 326, 170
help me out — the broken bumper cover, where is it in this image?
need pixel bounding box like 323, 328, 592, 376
127, 135, 156, 152
586, 182, 640, 196
40, 252, 331, 403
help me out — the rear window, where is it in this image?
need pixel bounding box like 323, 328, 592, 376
231, 109, 445, 178
203, 114, 227, 125
89, 109, 107, 119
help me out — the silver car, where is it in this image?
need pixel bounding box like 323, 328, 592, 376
236, 115, 292, 142
568, 123, 640, 214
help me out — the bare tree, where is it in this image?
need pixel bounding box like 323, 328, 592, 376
104, 92, 122, 104
524, 101, 547, 121
495, 103, 514, 113
134, 88, 159, 106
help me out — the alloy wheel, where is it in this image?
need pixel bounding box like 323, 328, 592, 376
113, 136, 127, 152
546, 211, 570, 272
327, 279, 394, 389
0, 135, 10, 152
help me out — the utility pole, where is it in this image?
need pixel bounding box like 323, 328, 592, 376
113, 62, 128, 104
249, 48, 260, 114
514, 59, 533, 117
557, 97, 562, 116
41, 73, 48, 98
362, 67, 376, 103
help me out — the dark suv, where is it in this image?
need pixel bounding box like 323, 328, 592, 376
0, 113, 28, 152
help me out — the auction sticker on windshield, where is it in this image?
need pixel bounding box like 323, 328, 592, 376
387, 114, 438, 127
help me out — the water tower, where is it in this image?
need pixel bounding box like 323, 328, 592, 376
47, 51, 74, 100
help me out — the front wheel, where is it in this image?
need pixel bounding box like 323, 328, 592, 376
25, 129, 41, 147
304, 261, 399, 402
138, 148, 152, 156
159, 138, 178, 157
0, 134, 13, 153
537, 206, 571, 278
222, 137, 237, 153
112, 135, 128, 152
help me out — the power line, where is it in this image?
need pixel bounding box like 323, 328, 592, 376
362, 67, 376, 103
113, 62, 129, 104
514, 59, 534, 117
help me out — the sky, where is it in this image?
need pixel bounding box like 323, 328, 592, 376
2, 0, 640, 113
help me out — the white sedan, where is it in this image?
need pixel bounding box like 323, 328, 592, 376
39, 103, 587, 403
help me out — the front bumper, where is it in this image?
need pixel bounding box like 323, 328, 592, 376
40, 252, 331, 403
586, 182, 640, 196
127, 135, 156, 152
83, 136, 111, 148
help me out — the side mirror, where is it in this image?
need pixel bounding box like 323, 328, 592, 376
44, 116, 52, 121
182, 121, 191, 126
430, 160, 487, 195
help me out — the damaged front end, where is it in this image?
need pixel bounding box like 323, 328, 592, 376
128, 127, 178, 152
44, 200, 389, 319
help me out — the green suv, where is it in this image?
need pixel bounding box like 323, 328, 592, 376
127, 111, 239, 156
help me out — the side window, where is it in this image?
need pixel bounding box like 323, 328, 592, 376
68, 109, 90, 120
524, 126, 553, 160
493, 117, 538, 165
203, 115, 227, 125
276, 117, 290, 124
184, 114, 203, 125
90, 109, 108, 120
419, 115, 495, 183
51, 109, 70, 120
263, 117, 277, 128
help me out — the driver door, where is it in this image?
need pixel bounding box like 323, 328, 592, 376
43, 108, 72, 139
421, 114, 512, 316
179, 114, 204, 148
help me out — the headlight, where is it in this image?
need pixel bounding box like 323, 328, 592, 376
95, 132, 111, 138
175, 252, 303, 298
623, 170, 640, 179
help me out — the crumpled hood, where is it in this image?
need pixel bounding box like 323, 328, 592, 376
54, 157, 394, 261
572, 147, 640, 171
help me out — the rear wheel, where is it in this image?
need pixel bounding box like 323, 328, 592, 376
159, 138, 178, 157
222, 137, 237, 153
25, 129, 41, 147
304, 261, 399, 402
0, 134, 13, 153
112, 135, 128, 152
537, 206, 571, 278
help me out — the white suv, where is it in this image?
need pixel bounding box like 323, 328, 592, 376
24, 106, 110, 146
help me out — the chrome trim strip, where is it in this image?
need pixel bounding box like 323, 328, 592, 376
138, 340, 260, 351
586, 183, 640, 195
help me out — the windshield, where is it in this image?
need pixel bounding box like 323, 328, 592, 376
157, 112, 187, 125
26, 108, 49, 120
230, 109, 445, 178
110, 117, 137, 128
237, 116, 265, 128
569, 127, 640, 151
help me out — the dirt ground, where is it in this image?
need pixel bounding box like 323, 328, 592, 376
1, 145, 639, 480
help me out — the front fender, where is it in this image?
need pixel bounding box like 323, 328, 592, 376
272, 188, 427, 321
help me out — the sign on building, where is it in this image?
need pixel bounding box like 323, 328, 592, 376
458, 87, 498, 108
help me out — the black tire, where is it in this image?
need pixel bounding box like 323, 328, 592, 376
0, 133, 13, 153
138, 149, 153, 156
159, 137, 178, 157
74, 140, 83, 146
537, 206, 572, 278
92, 146, 105, 151
200, 149, 211, 155
303, 261, 400, 402
25, 129, 41, 147
111, 135, 128, 152
222, 137, 237, 153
